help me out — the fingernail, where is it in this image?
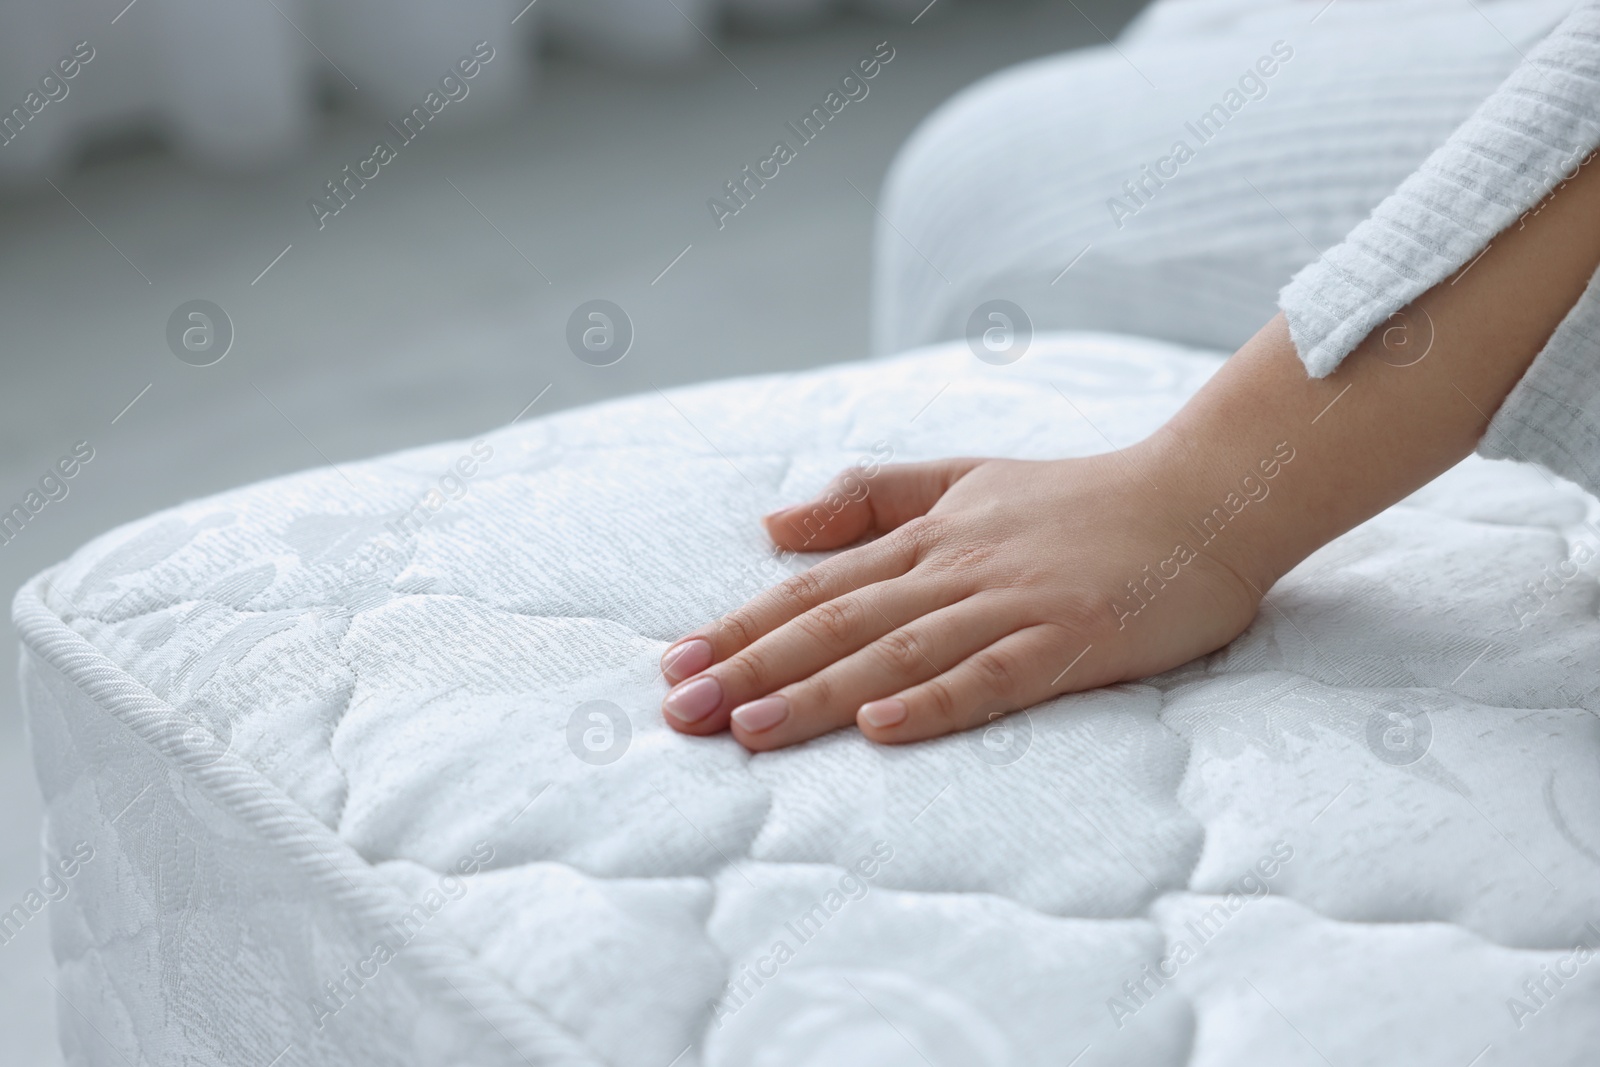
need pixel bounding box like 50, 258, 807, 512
661, 638, 712, 682
859, 699, 908, 729
663, 676, 722, 725
731, 695, 789, 734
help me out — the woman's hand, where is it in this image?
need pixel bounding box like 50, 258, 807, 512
658, 138, 1600, 753
657, 442, 1272, 751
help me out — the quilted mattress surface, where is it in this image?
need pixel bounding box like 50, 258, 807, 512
16, 332, 1600, 1067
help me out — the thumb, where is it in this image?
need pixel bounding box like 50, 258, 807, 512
761, 458, 983, 552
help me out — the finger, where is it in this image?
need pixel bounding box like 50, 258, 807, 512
727, 593, 1022, 751
660, 459, 983, 684
856, 625, 1107, 745
659, 529, 918, 685
664, 572, 958, 735
761, 458, 982, 553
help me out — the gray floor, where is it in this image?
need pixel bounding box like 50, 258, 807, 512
0, 2, 1147, 1061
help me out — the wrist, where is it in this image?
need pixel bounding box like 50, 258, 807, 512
1135, 419, 1306, 598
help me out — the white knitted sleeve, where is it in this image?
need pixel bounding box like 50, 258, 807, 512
1478, 265, 1600, 489
1278, 2, 1600, 493
1278, 2, 1600, 378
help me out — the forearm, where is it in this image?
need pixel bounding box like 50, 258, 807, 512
1148, 154, 1600, 593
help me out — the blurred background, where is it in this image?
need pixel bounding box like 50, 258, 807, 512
0, 0, 1150, 1060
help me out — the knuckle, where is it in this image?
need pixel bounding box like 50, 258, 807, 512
920, 537, 995, 581
919, 677, 959, 723
774, 569, 827, 612
873, 627, 927, 674
715, 608, 762, 651
895, 515, 943, 556
992, 562, 1048, 593
967, 648, 1021, 699
718, 646, 773, 694
796, 597, 862, 647
797, 668, 837, 711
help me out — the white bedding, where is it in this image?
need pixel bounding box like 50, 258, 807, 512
16, 332, 1600, 1066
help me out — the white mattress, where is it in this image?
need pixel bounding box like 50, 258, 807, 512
16, 332, 1600, 1067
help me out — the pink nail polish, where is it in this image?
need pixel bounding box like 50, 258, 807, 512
859, 699, 908, 729
731, 696, 789, 734
663, 676, 722, 725
661, 638, 712, 681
